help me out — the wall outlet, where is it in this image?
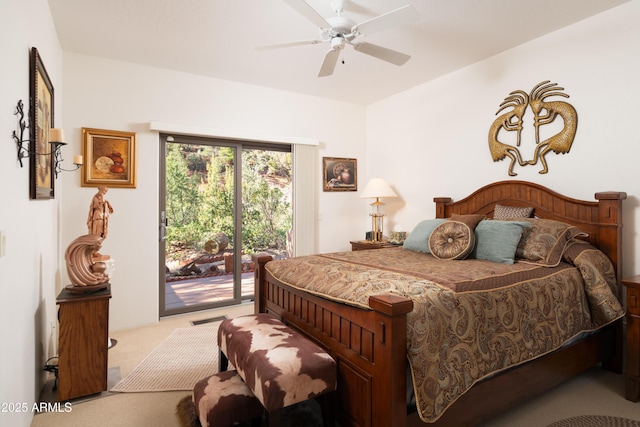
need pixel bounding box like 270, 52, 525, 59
0, 230, 6, 257
50, 321, 57, 356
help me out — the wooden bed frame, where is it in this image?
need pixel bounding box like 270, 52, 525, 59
253, 180, 627, 427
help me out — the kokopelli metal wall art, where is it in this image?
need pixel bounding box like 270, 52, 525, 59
488, 80, 578, 175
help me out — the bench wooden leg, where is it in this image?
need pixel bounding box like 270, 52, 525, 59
318, 392, 335, 427
264, 409, 281, 427
262, 398, 334, 427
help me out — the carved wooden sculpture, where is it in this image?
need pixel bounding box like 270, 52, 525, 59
65, 186, 114, 291
64, 234, 110, 289
87, 186, 113, 239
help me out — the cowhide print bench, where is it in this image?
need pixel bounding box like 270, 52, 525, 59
192, 369, 263, 427
215, 313, 337, 427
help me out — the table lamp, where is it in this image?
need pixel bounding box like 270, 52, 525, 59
360, 178, 397, 242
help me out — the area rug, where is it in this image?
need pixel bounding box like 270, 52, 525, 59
547, 415, 640, 427
111, 325, 220, 392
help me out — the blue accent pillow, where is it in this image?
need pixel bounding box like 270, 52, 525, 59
470, 220, 530, 264
403, 219, 446, 253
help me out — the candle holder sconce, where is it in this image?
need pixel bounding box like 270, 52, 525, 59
12, 99, 83, 178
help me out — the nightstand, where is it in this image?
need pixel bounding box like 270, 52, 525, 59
623, 275, 640, 402
56, 285, 111, 401
350, 240, 401, 251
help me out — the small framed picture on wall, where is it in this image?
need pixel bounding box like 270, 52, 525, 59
322, 157, 357, 192
81, 128, 137, 188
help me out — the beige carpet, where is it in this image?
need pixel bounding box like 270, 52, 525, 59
111, 325, 220, 392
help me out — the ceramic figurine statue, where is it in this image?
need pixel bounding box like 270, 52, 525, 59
64, 234, 110, 290
64, 186, 115, 292
87, 186, 113, 239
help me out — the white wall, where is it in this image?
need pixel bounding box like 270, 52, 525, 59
0, 1, 63, 426
60, 54, 368, 331
367, 0, 640, 278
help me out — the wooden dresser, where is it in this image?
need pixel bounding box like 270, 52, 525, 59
56, 285, 111, 401
623, 275, 640, 402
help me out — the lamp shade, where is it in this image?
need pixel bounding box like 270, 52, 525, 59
360, 178, 397, 199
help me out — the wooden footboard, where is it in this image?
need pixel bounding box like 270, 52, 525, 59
253, 254, 413, 427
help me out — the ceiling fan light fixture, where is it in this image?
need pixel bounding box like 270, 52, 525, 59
330, 36, 346, 49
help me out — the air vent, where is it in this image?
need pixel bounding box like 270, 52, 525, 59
190, 315, 227, 326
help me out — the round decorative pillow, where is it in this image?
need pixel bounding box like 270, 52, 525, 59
428, 220, 475, 260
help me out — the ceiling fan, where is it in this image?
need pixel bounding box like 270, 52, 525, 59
258, 0, 420, 77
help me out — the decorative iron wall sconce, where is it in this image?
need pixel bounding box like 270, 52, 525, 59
12, 99, 83, 178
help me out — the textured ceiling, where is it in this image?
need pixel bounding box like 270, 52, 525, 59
48, 0, 628, 105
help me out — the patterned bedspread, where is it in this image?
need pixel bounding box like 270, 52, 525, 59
265, 240, 624, 422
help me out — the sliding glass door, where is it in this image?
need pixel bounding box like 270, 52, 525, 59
159, 134, 292, 316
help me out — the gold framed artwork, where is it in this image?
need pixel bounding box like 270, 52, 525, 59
29, 47, 55, 199
81, 128, 137, 188
322, 157, 357, 192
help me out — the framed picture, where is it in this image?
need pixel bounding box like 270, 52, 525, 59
322, 157, 357, 192
29, 47, 55, 199
81, 128, 137, 188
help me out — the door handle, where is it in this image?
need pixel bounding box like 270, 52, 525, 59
160, 211, 168, 241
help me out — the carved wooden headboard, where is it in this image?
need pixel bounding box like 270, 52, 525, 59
434, 180, 626, 287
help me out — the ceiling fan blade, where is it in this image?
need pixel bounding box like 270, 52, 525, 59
256, 39, 322, 50
283, 0, 332, 29
353, 5, 419, 36
318, 48, 340, 77
353, 42, 411, 66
